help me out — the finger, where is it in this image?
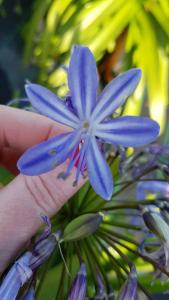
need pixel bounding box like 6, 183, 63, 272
0, 105, 70, 152
0, 165, 86, 272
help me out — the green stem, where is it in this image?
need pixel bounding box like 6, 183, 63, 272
99, 226, 139, 246
35, 247, 58, 299
99, 228, 169, 277
98, 233, 154, 300
94, 236, 126, 282
102, 221, 142, 231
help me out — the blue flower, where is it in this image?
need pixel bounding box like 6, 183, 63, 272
118, 265, 137, 300
137, 181, 169, 200
17, 45, 160, 200
0, 252, 32, 300
68, 263, 87, 300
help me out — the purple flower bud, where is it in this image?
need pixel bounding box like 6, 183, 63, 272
0, 252, 32, 300
141, 206, 169, 246
68, 263, 87, 300
34, 215, 52, 246
147, 143, 169, 155
118, 265, 137, 300
30, 230, 61, 270
23, 287, 35, 300
137, 181, 169, 201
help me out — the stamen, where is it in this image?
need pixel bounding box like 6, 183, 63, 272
57, 142, 81, 181
75, 136, 90, 183
73, 180, 78, 187
57, 172, 69, 180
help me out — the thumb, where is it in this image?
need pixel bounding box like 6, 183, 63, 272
0, 165, 84, 273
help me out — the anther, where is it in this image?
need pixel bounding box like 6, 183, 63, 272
57, 172, 69, 180
73, 180, 78, 187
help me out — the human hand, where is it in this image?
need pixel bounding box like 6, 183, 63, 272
0, 105, 84, 272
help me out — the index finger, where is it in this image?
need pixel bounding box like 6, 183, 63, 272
0, 105, 70, 152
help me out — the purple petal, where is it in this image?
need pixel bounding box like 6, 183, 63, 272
25, 84, 79, 128
86, 137, 113, 200
137, 181, 169, 200
17, 131, 81, 175
34, 215, 52, 245
91, 69, 141, 123
95, 116, 159, 147
68, 45, 98, 119
68, 263, 87, 300
0, 252, 32, 300
118, 265, 137, 300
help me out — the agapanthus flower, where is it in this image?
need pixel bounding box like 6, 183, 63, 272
68, 263, 87, 300
17, 45, 159, 200
137, 181, 169, 200
118, 265, 137, 300
0, 252, 32, 300
141, 206, 169, 265
141, 244, 169, 281
0, 216, 60, 299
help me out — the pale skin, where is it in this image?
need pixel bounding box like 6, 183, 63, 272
0, 105, 84, 273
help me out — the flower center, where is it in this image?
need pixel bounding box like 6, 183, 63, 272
83, 121, 90, 129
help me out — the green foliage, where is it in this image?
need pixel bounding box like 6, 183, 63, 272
22, 0, 169, 131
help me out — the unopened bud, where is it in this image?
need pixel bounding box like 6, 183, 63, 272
30, 230, 61, 270
68, 263, 87, 300
141, 206, 169, 246
118, 265, 137, 300
61, 213, 104, 242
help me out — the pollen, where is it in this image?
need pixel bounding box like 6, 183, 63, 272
83, 121, 90, 129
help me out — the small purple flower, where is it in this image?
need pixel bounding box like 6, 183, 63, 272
23, 287, 35, 300
118, 265, 137, 300
17, 45, 159, 200
137, 181, 169, 201
0, 252, 32, 300
29, 216, 61, 270
68, 263, 87, 300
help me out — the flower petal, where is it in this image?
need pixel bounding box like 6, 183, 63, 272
86, 137, 113, 200
17, 131, 81, 175
0, 252, 32, 300
137, 181, 169, 200
25, 84, 79, 128
91, 69, 141, 123
95, 116, 159, 147
68, 45, 98, 119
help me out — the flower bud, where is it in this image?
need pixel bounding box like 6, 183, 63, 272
68, 263, 87, 300
141, 206, 169, 246
0, 252, 32, 300
137, 181, 169, 201
61, 213, 104, 242
118, 265, 137, 300
30, 230, 61, 270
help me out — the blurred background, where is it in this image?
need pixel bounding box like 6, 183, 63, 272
0, 0, 168, 131
0, 0, 168, 298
